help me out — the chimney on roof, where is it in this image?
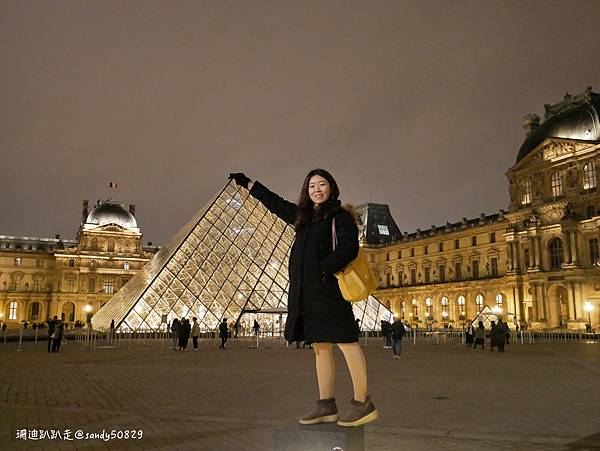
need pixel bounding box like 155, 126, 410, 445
82, 200, 89, 223
129, 204, 136, 217
522, 113, 540, 136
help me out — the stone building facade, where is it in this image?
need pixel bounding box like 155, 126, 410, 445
0, 199, 157, 326
366, 88, 600, 331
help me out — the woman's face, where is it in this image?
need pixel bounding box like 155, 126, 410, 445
308, 175, 331, 205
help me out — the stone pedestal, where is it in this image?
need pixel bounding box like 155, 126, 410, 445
273, 422, 364, 451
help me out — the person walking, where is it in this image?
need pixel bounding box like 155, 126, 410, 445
47, 315, 58, 353
390, 317, 406, 359
191, 317, 200, 351
381, 320, 392, 349
51, 320, 64, 353
465, 322, 475, 346
230, 169, 378, 427
253, 319, 260, 337
219, 318, 229, 349
473, 321, 485, 350
491, 320, 506, 352
170, 318, 180, 351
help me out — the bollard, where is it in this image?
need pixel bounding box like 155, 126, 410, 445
4, 329, 7, 345
17, 328, 23, 352
35, 328, 38, 343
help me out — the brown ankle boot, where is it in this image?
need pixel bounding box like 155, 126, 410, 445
299, 398, 339, 425
337, 395, 378, 427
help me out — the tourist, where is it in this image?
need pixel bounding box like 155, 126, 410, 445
191, 317, 200, 350
502, 320, 511, 345
51, 320, 64, 353
219, 318, 229, 349
170, 318, 180, 351
390, 317, 406, 359
465, 322, 475, 346
253, 319, 260, 337
490, 321, 503, 352
473, 321, 485, 349
179, 318, 191, 351
381, 320, 392, 349
47, 315, 58, 353
230, 170, 378, 427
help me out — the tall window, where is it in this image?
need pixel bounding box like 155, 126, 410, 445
495, 293, 503, 310
103, 276, 114, 294
521, 179, 532, 205
551, 171, 563, 198
412, 299, 418, 318
438, 242, 443, 252
524, 248, 531, 269
475, 294, 484, 310
424, 266, 431, 284
454, 239, 459, 249
107, 240, 115, 252
424, 245, 428, 255
490, 257, 498, 276
490, 232, 496, 243
438, 264, 446, 282
549, 237, 564, 270
441, 296, 449, 314
458, 295, 466, 318
583, 162, 597, 190
91, 238, 98, 251
33, 279, 42, 292
8, 301, 18, 320
88, 277, 96, 293
69, 259, 75, 268
472, 236, 477, 246
410, 268, 417, 285
471, 260, 479, 279
30, 302, 40, 320
590, 238, 600, 266
65, 275, 75, 292
454, 262, 462, 281
425, 298, 433, 318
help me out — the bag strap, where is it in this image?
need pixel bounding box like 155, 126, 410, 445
331, 217, 338, 251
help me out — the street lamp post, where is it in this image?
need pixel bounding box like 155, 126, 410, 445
584, 302, 594, 332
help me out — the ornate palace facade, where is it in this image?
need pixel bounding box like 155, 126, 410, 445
0, 199, 157, 326
366, 88, 600, 331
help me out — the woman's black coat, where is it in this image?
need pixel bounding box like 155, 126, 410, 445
250, 181, 359, 343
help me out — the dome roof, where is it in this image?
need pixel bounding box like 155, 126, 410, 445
86, 199, 138, 230
516, 89, 600, 163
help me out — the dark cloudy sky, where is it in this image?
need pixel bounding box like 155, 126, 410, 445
2, 0, 600, 245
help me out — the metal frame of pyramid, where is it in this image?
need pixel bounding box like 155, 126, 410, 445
92, 180, 393, 333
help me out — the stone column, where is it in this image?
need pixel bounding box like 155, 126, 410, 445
534, 237, 542, 269
566, 281, 576, 320
570, 231, 579, 266
530, 283, 538, 320
536, 284, 546, 321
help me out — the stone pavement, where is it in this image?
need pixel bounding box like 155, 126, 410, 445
0, 334, 599, 451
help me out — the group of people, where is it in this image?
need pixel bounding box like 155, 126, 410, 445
465, 319, 510, 352
170, 317, 200, 351
381, 319, 408, 359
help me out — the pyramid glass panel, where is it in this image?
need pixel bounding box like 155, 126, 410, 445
92, 180, 392, 333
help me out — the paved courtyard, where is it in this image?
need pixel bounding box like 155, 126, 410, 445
0, 334, 599, 450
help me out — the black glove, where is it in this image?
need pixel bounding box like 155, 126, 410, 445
228, 173, 251, 189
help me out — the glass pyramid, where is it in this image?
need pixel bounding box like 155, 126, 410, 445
92, 180, 393, 333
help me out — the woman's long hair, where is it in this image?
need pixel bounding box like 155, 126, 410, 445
294, 168, 340, 230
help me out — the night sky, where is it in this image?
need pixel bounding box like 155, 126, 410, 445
2, 1, 600, 245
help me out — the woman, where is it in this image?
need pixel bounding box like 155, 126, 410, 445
474, 320, 485, 350
229, 169, 378, 427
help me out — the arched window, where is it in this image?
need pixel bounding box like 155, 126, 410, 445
495, 293, 503, 310
30, 302, 40, 321
441, 296, 449, 312
521, 179, 532, 205
91, 238, 98, 251
8, 301, 18, 320
412, 298, 418, 319
549, 237, 564, 270
458, 295, 466, 318
107, 239, 115, 253
551, 171, 563, 198
425, 297, 433, 319
475, 294, 484, 310
583, 162, 597, 190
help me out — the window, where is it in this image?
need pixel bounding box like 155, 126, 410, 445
410, 268, 417, 285
103, 276, 114, 294
124, 262, 130, 270
521, 179, 532, 205
33, 279, 42, 292
410, 248, 415, 257
438, 264, 446, 282
425, 298, 433, 318
549, 238, 564, 270
124, 241, 131, 253
90, 260, 97, 270
91, 238, 98, 251
30, 302, 40, 321
551, 171, 563, 198
590, 238, 600, 266
587, 205, 595, 219
412, 299, 418, 318
583, 162, 597, 190
524, 248, 530, 268
438, 242, 443, 252
490, 257, 498, 276
424, 245, 428, 255
424, 266, 431, 284
107, 240, 115, 252
68, 259, 75, 268
475, 294, 484, 309
471, 260, 479, 279
472, 236, 477, 246
14, 257, 22, 267
454, 262, 462, 281
454, 239, 459, 249
88, 277, 96, 293
490, 232, 496, 243
495, 293, 503, 310
377, 225, 390, 235
458, 295, 466, 318
65, 275, 75, 293
8, 301, 17, 320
